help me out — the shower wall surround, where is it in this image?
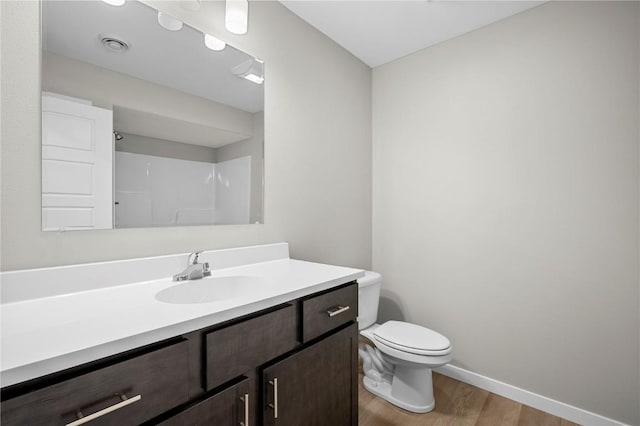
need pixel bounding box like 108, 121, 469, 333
115, 152, 251, 227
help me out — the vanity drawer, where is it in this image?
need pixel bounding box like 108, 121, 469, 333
205, 304, 297, 390
302, 282, 358, 342
1, 341, 189, 426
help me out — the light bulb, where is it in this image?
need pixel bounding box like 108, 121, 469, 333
243, 74, 263, 84
101, 0, 126, 5
204, 34, 226, 51
231, 58, 264, 85
157, 11, 183, 31
225, 0, 248, 35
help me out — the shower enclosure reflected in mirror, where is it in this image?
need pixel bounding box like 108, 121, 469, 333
41, 0, 264, 231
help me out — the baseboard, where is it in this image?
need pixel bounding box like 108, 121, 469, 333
434, 364, 627, 426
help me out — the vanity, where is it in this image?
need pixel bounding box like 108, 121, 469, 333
0, 243, 363, 425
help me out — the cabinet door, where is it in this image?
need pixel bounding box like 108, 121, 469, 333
262, 324, 357, 426
159, 378, 252, 426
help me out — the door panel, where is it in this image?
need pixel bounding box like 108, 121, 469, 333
42, 160, 93, 194
42, 93, 113, 230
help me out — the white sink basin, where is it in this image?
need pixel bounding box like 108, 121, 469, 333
155, 275, 274, 304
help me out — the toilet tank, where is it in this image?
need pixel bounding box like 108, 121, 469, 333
358, 271, 381, 330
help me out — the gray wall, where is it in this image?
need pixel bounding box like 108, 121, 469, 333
372, 2, 639, 424
0, 0, 372, 271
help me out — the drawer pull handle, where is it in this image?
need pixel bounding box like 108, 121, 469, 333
268, 378, 278, 419
65, 393, 141, 426
240, 393, 249, 426
327, 305, 350, 317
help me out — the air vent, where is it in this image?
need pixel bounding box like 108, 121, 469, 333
100, 35, 130, 52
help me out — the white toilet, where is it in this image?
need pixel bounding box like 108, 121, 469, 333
358, 271, 452, 413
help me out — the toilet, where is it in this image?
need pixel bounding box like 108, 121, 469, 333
358, 271, 452, 413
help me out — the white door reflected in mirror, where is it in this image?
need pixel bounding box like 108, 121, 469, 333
41, 93, 113, 231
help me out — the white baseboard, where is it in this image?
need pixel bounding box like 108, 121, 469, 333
434, 364, 628, 426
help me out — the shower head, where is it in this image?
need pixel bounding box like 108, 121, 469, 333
113, 131, 124, 141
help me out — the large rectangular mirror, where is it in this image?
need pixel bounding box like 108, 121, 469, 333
41, 0, 264, 231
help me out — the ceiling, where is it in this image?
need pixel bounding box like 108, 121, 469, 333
42, 0, 264, 113
280, 1, 544, 68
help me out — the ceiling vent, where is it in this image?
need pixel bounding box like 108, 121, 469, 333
100, 35, 130, 52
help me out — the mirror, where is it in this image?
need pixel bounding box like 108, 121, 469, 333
41, 0, 264, 231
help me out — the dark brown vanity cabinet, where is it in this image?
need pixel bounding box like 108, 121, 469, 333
0, 282, 358, 426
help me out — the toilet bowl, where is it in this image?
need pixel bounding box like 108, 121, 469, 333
358, 271, 452, 413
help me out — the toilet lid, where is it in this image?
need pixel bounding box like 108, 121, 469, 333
373, 321, 451, 356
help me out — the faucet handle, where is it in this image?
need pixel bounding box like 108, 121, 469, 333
188, 252, 201, 266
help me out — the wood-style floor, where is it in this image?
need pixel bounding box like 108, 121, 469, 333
358, 372, 579, 426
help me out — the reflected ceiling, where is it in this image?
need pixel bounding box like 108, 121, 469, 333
43, 0, 263, 113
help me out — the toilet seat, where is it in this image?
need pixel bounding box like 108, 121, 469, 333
373, 321, 451, 356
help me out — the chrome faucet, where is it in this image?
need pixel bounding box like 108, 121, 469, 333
173, 252, 211, 281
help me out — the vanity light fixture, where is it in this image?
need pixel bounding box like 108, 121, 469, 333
157, 11, 184, 31
204, 34, 226, 51
101, 0, 126, 6
232, 58, 264, 84
225, 0, 248, 35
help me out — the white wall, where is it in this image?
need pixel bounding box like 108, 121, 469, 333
43, 51, 254, 139
214, 156, 252, 225
116, 133, 217, 163
115, 152, 250, 227
0, 0, 371, 271
372, 2, 639, 424
216, 111, 264, 223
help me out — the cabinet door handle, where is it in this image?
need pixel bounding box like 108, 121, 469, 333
65, 394, 141, 426
327, 305, 350, 317
240, 393, 249, 426
268, 378, 278, 419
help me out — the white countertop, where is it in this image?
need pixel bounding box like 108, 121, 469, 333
0, 244, 364, 387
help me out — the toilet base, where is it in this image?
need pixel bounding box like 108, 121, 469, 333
362, 366, 436, 413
